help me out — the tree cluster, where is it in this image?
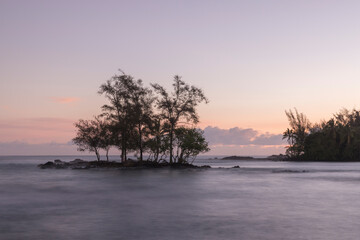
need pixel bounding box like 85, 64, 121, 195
283, 108, 360, 161
73, 73, 209, 163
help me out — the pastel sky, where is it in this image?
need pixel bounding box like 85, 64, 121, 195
1, 0, 360, 155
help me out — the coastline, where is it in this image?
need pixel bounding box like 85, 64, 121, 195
38, 159, 212, 170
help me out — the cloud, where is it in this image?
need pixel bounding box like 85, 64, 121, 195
0, 105, 10, 110
0, 122, 286, 155
50, 97, 80, 103
251, 133, 285, 145
203, 126, 285, 146
208, 144, 286, 156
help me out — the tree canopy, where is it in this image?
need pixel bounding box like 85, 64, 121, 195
283, 108, 360, 161
73, 72, 209, 163
73, 117, 103, 161
151, 76, 208, 163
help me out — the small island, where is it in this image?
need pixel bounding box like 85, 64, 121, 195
221, 154, 286, 161
222, 156, 254, 160
38, 159, 211, 170
40, 73, 211, 169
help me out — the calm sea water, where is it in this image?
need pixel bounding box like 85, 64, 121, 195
1, 156, 360, 240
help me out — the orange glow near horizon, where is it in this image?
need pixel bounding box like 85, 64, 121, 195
50, 97, 80, 104
0, 118, 76, 144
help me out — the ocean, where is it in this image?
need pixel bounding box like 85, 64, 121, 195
1, 155, 360, 240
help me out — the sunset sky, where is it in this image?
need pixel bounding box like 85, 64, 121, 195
1, 0, 360, 155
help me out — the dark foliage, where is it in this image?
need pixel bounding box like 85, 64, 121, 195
73, 72, 209, 163
283, 108, 360, 161
151, 76, 208, 163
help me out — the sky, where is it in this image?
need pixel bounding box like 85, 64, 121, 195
1, 0, 360, 156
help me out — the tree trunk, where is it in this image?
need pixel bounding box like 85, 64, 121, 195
169, 124, 174, 164
121, 133, 126, 162
106, 149, 109, 161
155, 136, 160, 162
95, 149, 100, 161
139, 123, 143, 162
179, 150, 184, 164
121, 126, 130, 162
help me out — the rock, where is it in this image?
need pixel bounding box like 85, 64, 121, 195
200, 165, 211, 168
69, 159, 85, 164
53, 159, 69, 169
39, 160, 71, 169
267, 154, 287, 161
232, 165, 240, 168
69, 159, 90, 169
38, 161, 54, 169
54, 159, 66, 166
222, 156, 254, 160
38, 159, 213, 170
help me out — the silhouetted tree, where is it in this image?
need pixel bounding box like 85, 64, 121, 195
173, 127, 210, 163
97, 116, 114, 161
73, 118, 103, 161
130, 80, 155, 162
98, 73, 139, 162
145, 115, 168, 162
283, 108, 311, 159
283, 107, 360, 161
151, 76, 208, 164
73, 71, 211, 164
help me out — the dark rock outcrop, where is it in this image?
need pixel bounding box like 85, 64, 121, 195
38, 159, 211, 170
267, 154, 287, 161
39, 161, 55, 169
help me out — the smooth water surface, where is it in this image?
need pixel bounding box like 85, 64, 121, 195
1, 156, 360, 240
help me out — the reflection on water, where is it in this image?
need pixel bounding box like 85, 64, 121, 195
1, 156, 360, 239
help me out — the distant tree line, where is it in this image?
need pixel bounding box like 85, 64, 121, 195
73, 73, 209, 163
283, 108, 360, 161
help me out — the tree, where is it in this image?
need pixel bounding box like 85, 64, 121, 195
151, 76, 208, 164
282, 108, 311, 158
97, 116, 114, 161
145, 115, 168, 162
130, 80, 155, 162
333, 109, 360, 160
73, 118, 102, 161
98, 73, 139, 162
283, 107, 360, 161
173, 127, 210, 163
73, 71, 211, 164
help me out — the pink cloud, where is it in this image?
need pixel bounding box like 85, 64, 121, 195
0, 105, 11, 110
203, 126, 285, 146
202, 126, 286, 155
208, 144, 285, 156
50, 97, 80, 103
0, 120, 286, 155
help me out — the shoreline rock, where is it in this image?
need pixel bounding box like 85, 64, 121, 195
38, 159, 211, 170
